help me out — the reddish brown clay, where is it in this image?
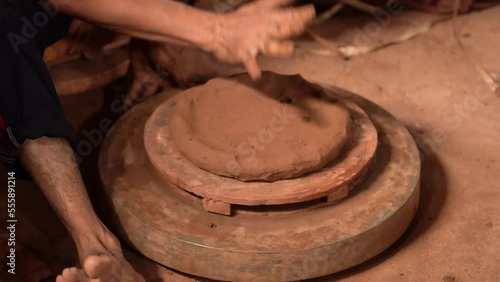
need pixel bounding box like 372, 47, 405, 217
167, 73, 352, 181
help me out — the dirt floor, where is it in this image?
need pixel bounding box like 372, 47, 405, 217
1, 5, 500, 282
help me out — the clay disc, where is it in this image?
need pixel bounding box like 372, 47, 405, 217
144, 92, 377, 207
168, 72, 352, 181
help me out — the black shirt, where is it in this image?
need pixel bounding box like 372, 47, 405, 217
0, 0, 77, 178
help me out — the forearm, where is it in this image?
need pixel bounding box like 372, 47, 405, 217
19, 137, 101, 237
49, 0, 217, 49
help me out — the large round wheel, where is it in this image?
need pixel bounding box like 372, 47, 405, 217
98, 84, 420, 281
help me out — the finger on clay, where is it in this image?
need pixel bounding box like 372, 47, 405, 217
245, 59, 262, 81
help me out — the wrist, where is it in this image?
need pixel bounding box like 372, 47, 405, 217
193, 12, 222, 52
204, 14, 224, 53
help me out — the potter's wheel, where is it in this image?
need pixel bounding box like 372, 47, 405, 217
98, 73, 420, 281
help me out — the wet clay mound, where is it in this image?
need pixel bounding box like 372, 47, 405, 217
169, 72, 353, 181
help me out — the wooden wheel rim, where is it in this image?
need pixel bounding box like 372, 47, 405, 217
99, 86, 420, 281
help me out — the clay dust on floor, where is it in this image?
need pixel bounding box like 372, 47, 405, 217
1, 6, 500, 282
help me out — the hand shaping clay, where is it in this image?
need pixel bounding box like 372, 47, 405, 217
169, 72, 352, 181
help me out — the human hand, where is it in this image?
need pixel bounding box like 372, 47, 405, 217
123, 40, 171, 108
124, 39, 243, 108
207, 0, 315, 80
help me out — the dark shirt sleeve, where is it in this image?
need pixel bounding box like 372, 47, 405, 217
0, 0, 77, 179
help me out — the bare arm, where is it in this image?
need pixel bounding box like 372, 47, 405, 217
48, 0, 316, 79
19, 137, 106, 255
49, 0, 215, 47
